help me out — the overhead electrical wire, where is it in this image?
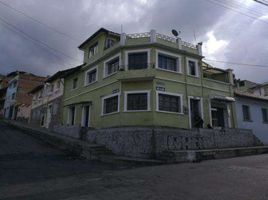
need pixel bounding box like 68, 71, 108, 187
0, 0, 80, 42
204, 59, 268, 69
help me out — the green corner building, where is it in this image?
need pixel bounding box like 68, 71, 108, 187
62, 28, 236, 129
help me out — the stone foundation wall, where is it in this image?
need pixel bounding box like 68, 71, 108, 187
86, 127, 262, 158
53, 125, 81, 139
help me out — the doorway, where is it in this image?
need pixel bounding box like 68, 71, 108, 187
45, 105, 52, 128
210, 100, 230, 128
81, 105, 90, 127
189, 97, 203, 128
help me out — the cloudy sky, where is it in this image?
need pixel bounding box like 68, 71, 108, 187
0, 0, 267, 82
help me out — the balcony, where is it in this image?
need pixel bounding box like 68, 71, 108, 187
121, 30, 201, 55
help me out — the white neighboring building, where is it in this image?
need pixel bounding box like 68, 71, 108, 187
235, 91, 268, 144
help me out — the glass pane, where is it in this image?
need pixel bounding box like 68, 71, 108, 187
107, 57, 119, 75
188, 61, 196, 76
159, 94, 180, 112
104, 96, 118, 114
158, 54, 177, 71
128, 52, 148, 69
127, 93, 148, 110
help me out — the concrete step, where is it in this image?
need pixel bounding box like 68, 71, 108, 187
99, 155, 165, 165
163, 146, 268, 163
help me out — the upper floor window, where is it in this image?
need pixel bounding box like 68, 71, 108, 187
126, 49, 150, 70
264, 87, 268, 96
13, 80, 17, 88
124, 91, 150, 111
56, 80, 61, 89
11, 93, 16, 100
72, 78, 78, 89
105, 38, 115, 49
187, 58, 199, 77
102, 93, 119, 115
156, 50, 181, 73
262, 108, 268, 123
104, 54, 120, 77
49, 84, 54, 93
157, 91, 183, 114
89, 43, 98, 58
85, 67, 97, 86
38, 90, 43, 99
242, 105, 251, 121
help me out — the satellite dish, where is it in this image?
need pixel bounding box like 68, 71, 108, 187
172, 29, 180, 37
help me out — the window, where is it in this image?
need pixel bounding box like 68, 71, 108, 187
68, 106, 76, 125
13, 80, 17, 88
38, 90, 43, 99
104, 55, 120, 77
89, 43, 98, 58
105, 38, 115, 49
264, 87, 268, 96
50, 84, 54, 93
187, 58, 198, 77
125, 91, 150, 111
262, 108, 268, 123
157, 92, 182, 113
85, 67, 97, 85
72, 78, 78, 89
242, 105, 251, 121
102, 94, 119, 115
56, 80, 61, 89
11, 93, 15, 100
127, 51, 149, 70
156, 50, 180, 72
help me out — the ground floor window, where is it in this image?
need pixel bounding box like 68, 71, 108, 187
102, 93, 119, 115
157, 92, 182, 113
262, 108, 268, 123
68, 106, 76, 125
124, 91, 150, 111
242, 105, 251, 121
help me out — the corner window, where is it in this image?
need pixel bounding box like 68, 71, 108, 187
156, 50, 180, 72
125, 91, 150, 111
89, 43, 98, 58
102, 93, 119, 115
72, 78, 78, 89
11, 93, 16, 100
262, 108, 268, 123
105, 38, 115, 49
68, 106, 76, 125
242, 105, 251, 121
187, 58, 199, 77
157, 92, 183, 113
104, 55, 120, 77
50, 84, 54, 92
85, 67, 97, 85
126, 50, 149, 70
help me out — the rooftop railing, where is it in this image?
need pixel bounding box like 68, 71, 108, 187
126, 30, 198, 50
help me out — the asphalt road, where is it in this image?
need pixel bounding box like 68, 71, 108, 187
1, 121, 268, 200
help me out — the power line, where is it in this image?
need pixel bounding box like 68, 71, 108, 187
253, 0, 268, 7
0, 0, 80, 42
204, 0, 268, 26
0, 15, 80, 63
204, 58, 268, 69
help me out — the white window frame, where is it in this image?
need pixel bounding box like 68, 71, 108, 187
156, 91, 183, 114
124, 90, 151, 112
84, 66, 98, 86
103, 53, 121, 78
125, 49, 151, 70
186, 57, 199, 77
67, 106, 76, 126
156, 49, 182, 73
101, 93, 120, 116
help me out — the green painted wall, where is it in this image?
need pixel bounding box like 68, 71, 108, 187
63, 32, 235, 129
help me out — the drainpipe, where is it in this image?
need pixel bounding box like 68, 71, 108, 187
120, 33, 126, 46
150, 29, 156, 43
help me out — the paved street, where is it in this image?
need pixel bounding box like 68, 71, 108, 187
1, 121, 268, 200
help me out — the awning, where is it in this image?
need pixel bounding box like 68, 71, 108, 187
210, 95, 235, 102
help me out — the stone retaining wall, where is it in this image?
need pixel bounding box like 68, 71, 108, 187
86, 127, 262, 158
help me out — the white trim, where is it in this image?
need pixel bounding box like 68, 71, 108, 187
84, 66, 98, 86
101, 92, 120, 116
188, 96, 204, 129
156, 91, 183, 114
125, 48, 151, 70
124, 90, 151, 112
103, 53, 121, 78
186, 57, 199, 77
155, 49, 182, 73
